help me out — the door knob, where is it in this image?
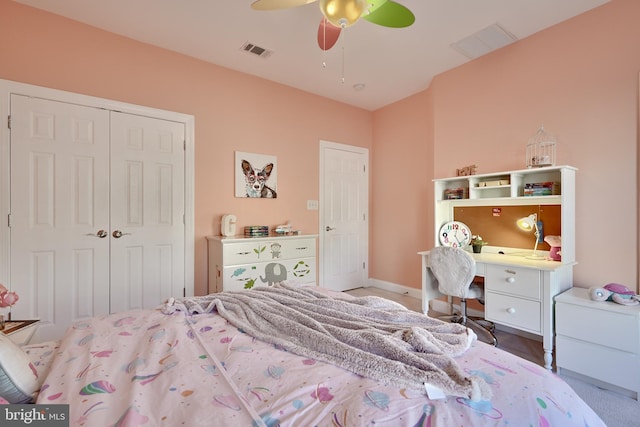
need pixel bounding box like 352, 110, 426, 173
112, 230, 131, 238
325, 226, 335, 231
86, 230, 108, 238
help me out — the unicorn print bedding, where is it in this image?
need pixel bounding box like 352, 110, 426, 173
34, 287, 605, 426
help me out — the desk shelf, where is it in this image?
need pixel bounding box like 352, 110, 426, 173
434, 165, 576, 264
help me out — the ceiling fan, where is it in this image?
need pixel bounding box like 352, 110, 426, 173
251, 0, 415, 51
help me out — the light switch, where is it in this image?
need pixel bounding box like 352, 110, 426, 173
307, 200, 318, 210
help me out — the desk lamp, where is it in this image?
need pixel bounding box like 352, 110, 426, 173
517, 213, 545, 259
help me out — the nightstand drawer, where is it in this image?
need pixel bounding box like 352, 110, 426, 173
485, 265, 540, 300
556, 301, 640, 353
557, 335, 640, 392
486, 292, 541, 333
1, 320, 39, 346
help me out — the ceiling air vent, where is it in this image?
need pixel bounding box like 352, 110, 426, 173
240, 42, 274, 59
451, 23, 518, 60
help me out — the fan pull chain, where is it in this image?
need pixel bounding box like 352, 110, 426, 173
322, 18, 327, 69
341, 24, 346, 84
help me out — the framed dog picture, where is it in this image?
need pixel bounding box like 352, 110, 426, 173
235, 151, 278, 198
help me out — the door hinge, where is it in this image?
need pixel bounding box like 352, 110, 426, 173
362, 261, 366, 269
183, 288, 186, 297
7, 115, 10, 130
7, 213, 11, 228
183, 140, 186, 151
363, 164, 366, 173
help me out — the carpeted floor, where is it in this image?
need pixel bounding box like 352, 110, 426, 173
345, 286, 640, 427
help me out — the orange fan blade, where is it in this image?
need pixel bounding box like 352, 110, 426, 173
317, 17, 341, 51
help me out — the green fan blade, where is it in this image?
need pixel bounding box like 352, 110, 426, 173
362, 0, 415, 28
251, 0, 317, 11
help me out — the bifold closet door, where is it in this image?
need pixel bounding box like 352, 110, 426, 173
10, 96, 186, 341
9, 94, 111, 340
109, 112, 185, 313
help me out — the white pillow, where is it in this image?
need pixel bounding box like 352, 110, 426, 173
0, 333, 40, 403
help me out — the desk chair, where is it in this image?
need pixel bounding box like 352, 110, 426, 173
429, 246, 497, 346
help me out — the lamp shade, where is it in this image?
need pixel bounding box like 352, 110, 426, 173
517, 214, 537, 231
319, 0, 367, 28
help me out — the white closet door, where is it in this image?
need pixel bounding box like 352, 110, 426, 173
109, 112, 185, 312
9, 95, 111, 340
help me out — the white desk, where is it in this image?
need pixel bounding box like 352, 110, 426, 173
419, 249, 574, 370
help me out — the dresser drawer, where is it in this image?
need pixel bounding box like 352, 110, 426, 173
222, 257, 316, 291
279, 238, 316, 259
223, 238, 315, 265
556, 301, 640, 353
485, 265, 540, 299
485, 292, 541, 333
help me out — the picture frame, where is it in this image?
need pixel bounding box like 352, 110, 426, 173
235, 151, 278, 198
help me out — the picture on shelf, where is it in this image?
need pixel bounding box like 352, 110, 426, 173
235, 151, 278, 198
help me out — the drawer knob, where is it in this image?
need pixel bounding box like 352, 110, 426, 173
507, 307, 516, 314
506, 277, 516, 284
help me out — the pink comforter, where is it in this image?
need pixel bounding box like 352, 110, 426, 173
37, 306, 605, 426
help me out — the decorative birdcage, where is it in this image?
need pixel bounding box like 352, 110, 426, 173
526, 125, 556, 168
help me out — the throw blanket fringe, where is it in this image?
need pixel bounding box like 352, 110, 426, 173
162, 285, 491, 401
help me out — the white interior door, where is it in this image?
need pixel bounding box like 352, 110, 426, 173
109, 112, 185, 312
319, 141, 368, 291
9, 95, 111, 340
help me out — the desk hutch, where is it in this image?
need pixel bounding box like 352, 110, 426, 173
420, 165, 576, 370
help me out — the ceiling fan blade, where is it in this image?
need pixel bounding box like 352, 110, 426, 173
317, 17, 341, 51
251, 0, 317, 11
362, 0, 415, 28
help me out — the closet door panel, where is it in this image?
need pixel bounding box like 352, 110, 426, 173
109, 112, 185, 312
10, 95, 111, 341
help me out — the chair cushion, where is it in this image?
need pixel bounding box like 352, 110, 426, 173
429, 247, 477, 299
0, 333, 40, 403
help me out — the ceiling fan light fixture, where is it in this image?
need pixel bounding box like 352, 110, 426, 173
319, 0, 367, 28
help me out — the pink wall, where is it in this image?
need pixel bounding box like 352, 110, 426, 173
0, 0, 372, 296
372, 0, 640, 292
370, 89, 433, 285
2, 0, 639, 295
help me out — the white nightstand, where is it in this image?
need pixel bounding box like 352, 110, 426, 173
555, 287, 640, 400
1, 319, 40, 346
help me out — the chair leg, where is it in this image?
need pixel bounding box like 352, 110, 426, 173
461, 298, 497, 346
466, 318, 498, 347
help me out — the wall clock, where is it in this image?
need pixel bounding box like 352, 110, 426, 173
438, 221, 472, 248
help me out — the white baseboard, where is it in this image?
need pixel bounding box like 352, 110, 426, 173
366, 278, 422, 300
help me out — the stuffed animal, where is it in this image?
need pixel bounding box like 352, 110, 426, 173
589, 283, 640, 306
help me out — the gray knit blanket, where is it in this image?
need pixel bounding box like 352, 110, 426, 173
161, 285, 491, 401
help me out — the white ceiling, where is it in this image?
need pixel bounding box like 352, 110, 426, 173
13, 0, 610, 111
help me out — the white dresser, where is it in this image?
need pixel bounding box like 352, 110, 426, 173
555, 287, 640, 399
207, 235, 317, 293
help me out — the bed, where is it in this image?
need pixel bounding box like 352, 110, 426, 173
3, 285, 604, 426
